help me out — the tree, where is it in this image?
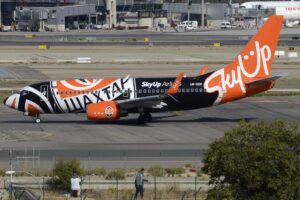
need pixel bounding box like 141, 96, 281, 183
50, 159, 83, 190
202, 121, 300, 200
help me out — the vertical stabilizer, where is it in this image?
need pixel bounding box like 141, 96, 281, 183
204, 15, 283, 104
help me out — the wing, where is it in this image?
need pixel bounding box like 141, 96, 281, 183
117, 73, 185, 110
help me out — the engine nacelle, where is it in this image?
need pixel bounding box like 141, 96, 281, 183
87, 101, 120, 120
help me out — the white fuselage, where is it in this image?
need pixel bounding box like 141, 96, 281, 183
241, 1, 300, 21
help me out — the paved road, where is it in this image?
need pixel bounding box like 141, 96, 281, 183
0, 96, 299, 169
0, 29, 299, 46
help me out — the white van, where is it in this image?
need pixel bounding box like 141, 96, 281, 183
220, 21, 237, 29
177, 21, 198, 30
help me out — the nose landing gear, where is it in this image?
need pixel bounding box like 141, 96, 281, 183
35, 114, 41, 123
35, 118, 41, 123
24, 112, 42, 123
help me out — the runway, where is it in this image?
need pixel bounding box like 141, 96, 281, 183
0, 96, 299, 168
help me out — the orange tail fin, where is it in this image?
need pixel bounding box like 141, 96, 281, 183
204, 15, 283, 104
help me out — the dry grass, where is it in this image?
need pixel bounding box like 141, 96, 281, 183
43, 188, 207, 200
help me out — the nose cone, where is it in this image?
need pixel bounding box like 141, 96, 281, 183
3, 94, 20, 110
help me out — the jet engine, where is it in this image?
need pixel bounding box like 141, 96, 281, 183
87, 101, 120, 120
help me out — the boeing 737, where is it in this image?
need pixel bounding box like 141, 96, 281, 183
3, 15, 286, 124
240, 1, 300, 27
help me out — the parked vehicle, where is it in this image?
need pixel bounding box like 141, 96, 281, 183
177, 21, 198, 30
220, 21, 237, 29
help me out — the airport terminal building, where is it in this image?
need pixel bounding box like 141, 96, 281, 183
0, 0, 234, 31
0, 0, 274, 31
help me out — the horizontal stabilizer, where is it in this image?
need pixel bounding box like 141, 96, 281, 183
246, 72, 288, 88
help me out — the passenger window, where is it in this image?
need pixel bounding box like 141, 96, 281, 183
152, 89, 155, 93
191, 88, 194, 93
138, 89, 142, 94
195, 88, 199, 93
186, 88, 190, 93
156, 89, 160, 93
182, 88, 185, 93
148, 89, 151, 94
143, 89, 146, 94
161, 89, 164, 93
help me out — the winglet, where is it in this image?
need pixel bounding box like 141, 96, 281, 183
167, 72, 185, 95
199, 65, 209, 76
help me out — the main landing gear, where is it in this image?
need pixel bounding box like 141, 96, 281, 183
138, 113, 152, 124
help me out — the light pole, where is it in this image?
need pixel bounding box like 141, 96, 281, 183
9, 150, 13, 200
201, 0, 204, 28
0, 0, 2, 27
187, 0, 191, 22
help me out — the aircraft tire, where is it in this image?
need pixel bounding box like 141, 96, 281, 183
144, 113, 152, 122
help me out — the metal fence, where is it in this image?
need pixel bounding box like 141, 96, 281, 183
1, 176, 211, 200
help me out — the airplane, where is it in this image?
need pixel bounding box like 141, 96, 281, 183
3, 15, 286, 124
240, 1, 300, 27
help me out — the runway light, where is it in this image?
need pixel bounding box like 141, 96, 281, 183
213, 43, 222, 47
25, 34, 35, 38
144, 37, 150, 42
38, 45, 50, 49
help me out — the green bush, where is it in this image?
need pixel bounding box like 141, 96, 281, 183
175, 167, 185, 176
165, 168, 176, 177
0, 170, 5, 177
49, 159, 83, 190
105, 169, 125, 180
196, 169, 202, 177
148, 165, 164, 177
165, 167, 185, 177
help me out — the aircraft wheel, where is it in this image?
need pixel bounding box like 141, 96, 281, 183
138, 113, 152, 124
144, 113, 152, 122
138, 115, 147, 124
35, 118, 41, 123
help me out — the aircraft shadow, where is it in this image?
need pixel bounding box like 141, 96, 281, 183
0, 116, 256, 126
